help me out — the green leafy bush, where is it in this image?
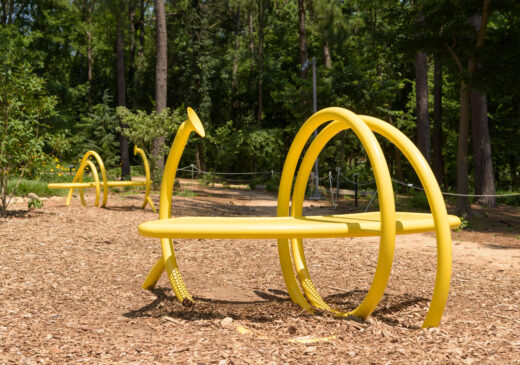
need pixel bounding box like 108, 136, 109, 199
0, 62, 57, 215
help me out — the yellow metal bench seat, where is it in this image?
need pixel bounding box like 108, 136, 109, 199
48, 180, 146, 189
138, 212, 461, 239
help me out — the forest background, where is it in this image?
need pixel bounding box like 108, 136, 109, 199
1, 0, 519, 216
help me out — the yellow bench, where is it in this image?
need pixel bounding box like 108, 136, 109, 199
48, 146, 156, 212
138, 107, 460, 328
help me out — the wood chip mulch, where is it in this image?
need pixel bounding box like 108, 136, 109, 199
1, 189, 519, 364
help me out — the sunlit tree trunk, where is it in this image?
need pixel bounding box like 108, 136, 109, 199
153, 0, 167, 180
323, 40, 331, 69
116, 5, 130, 180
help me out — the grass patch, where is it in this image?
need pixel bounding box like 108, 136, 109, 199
7, 178, 68, 197
174, 189, 197, 197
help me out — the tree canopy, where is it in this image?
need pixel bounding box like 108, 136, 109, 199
1, 0, 519, 211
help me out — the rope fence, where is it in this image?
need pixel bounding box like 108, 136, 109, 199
95, 163, 520, 206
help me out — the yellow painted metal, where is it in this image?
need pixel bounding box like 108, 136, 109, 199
141, 107, 205, 304
48, 146, 155, 210
137, 106, 460, 327
138, 212, 461, 239
360, 115, 456, 328
276, 108, 397, 319
134, 145, 156, 212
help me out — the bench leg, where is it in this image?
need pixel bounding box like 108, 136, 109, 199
291, 238, 334, 313
277, 238, 314, 313
162, 238, 193, 303
142, 196, 157, 213
142, 239, 193, 304
142, 256, 165, 289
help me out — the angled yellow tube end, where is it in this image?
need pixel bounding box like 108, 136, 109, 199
187, 107, 206, 138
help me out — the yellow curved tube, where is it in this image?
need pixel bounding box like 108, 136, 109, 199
134, 145, 156, 213
280, 109, 396, 319
79, 151, 108, 207
360, 115, 453, 328
137, 106, 456, 327
142, 108, 205, 302
81, 160, 100, 206
65, 158, 101, 207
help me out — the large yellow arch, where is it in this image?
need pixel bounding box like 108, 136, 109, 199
276, 107, 396, 319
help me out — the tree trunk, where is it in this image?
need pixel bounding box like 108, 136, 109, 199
257, 0, 264, 127
433, 56, 444, 186
323, 40, 331, 69
298, 0, 308, 79
471, 90, 496, 206
153, 0, 167, 180
116, 8, 131, 180
195, 143, 207, 173
86, 0, 93, 112
249, 11, 254, 76
455, 81, 471, 216
414, 50, 430, 164
231, 6, 240, 127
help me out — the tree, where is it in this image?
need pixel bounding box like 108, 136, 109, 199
114, 0, 131, 180
432, 55, 444, 186
445, 0, 493, 215
153, 0, 167, 179
0, 62, 57, 215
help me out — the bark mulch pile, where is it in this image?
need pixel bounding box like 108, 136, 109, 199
1, 186, 519, 364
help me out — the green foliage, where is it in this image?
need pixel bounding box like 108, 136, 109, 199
116, 106, 184, 181
6, 178, 67, 197
77, 92, 120, 167
0, 62, 57, 215
1, 0, 519, 208
28, 197, 44, 209
455, 216, 469, 232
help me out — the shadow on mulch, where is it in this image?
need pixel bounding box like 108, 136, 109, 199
125, 287, 428, 329
0, 209, 47, 219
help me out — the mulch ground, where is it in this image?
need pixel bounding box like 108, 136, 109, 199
1, 184, 519, 364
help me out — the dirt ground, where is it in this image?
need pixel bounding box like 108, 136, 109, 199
1, 181, 519, 364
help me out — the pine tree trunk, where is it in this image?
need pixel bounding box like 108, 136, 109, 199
471, 90, 496, 207
231, 6, 240, 127
415, 50, 430, 164
323, 40, 331, 69
116, 9, 131, 180
257, 1, 264, 127
153, 0, 167, 181
455, 81, 471, 216
433, 56, 444, 186
86, 0, 93, 113
298, 0, 308, 79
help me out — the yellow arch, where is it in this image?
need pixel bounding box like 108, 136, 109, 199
134, 145, 157, 213
65, 150, 108, 208
277, 108, 396, 319
360, 115, 452, 328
